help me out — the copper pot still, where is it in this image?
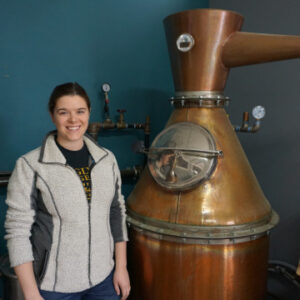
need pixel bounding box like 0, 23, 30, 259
127, 9, 300, 300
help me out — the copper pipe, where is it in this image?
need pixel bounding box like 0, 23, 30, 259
223, 32, 300, 67
242, 111, 249, 130
234, 112, 263, 133
235, 120, 262, 133
88, 121, 145, 136
144, 116, 150, 136
88, 115, 151, 164
88, 115, 150, 140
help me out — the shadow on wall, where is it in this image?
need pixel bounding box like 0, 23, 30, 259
121, 88, 172, 134
270, 214, 300, 264
239, 137, 299, 265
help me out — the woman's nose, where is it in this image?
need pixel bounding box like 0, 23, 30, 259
69, 112, 77, 122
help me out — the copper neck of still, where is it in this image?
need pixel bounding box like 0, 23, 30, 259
164, 9, 300, 93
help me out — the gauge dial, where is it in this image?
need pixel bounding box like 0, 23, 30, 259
102, 83, 111, 92
252, 105, 266, 120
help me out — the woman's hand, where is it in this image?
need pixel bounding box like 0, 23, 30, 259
14, 262, 44, 300
113, 266, 131, 300
114, 241, 130, 299
23, 287, 45, 300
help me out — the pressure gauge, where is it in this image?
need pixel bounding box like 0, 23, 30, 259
148, 122, 221, 191
102, 83, 111, 93
252, 105, 266, 120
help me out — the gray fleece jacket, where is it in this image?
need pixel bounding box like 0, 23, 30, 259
5, 131, 128, 293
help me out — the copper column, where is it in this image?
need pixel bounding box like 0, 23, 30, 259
127, 9, 300, 300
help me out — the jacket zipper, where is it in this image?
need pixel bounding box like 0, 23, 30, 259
65, 163, 93, 287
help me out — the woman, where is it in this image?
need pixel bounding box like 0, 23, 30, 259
5, 82, 130, 300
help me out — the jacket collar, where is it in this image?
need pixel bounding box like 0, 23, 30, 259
39, 130, 108, 164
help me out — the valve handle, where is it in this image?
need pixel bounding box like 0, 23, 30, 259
117, 109, 127, 113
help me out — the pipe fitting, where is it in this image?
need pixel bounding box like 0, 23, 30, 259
234, 106, 265, 133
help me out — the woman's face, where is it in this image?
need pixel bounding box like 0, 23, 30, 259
51, 95, 90, 150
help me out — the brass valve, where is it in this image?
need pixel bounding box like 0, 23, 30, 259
117, 109, 127, 128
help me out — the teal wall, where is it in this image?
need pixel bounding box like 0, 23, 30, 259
0, 0, 208, 282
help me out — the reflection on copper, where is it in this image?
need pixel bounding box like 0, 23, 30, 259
125, 8, 299, 300
164, 9, 300, 92
129, 108, 271, 226
128, 231, 269, 299
223, 32, 300, 68
165, 154, 178, 183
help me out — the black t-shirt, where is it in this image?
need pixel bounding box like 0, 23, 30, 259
56, 141, 92, 202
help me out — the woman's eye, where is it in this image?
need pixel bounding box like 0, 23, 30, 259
78, 110, 85, 114
58, 111, 67, 115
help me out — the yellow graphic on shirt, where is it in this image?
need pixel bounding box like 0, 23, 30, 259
75, 167, 91, 202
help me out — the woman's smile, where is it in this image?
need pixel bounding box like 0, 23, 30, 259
66, 126, 80, 130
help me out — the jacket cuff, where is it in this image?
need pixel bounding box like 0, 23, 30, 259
7, 238, 34, 268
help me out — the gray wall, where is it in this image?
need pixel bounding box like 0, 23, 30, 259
210, 0, 300, 265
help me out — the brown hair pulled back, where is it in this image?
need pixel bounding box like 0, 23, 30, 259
48, 82, 91, 114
